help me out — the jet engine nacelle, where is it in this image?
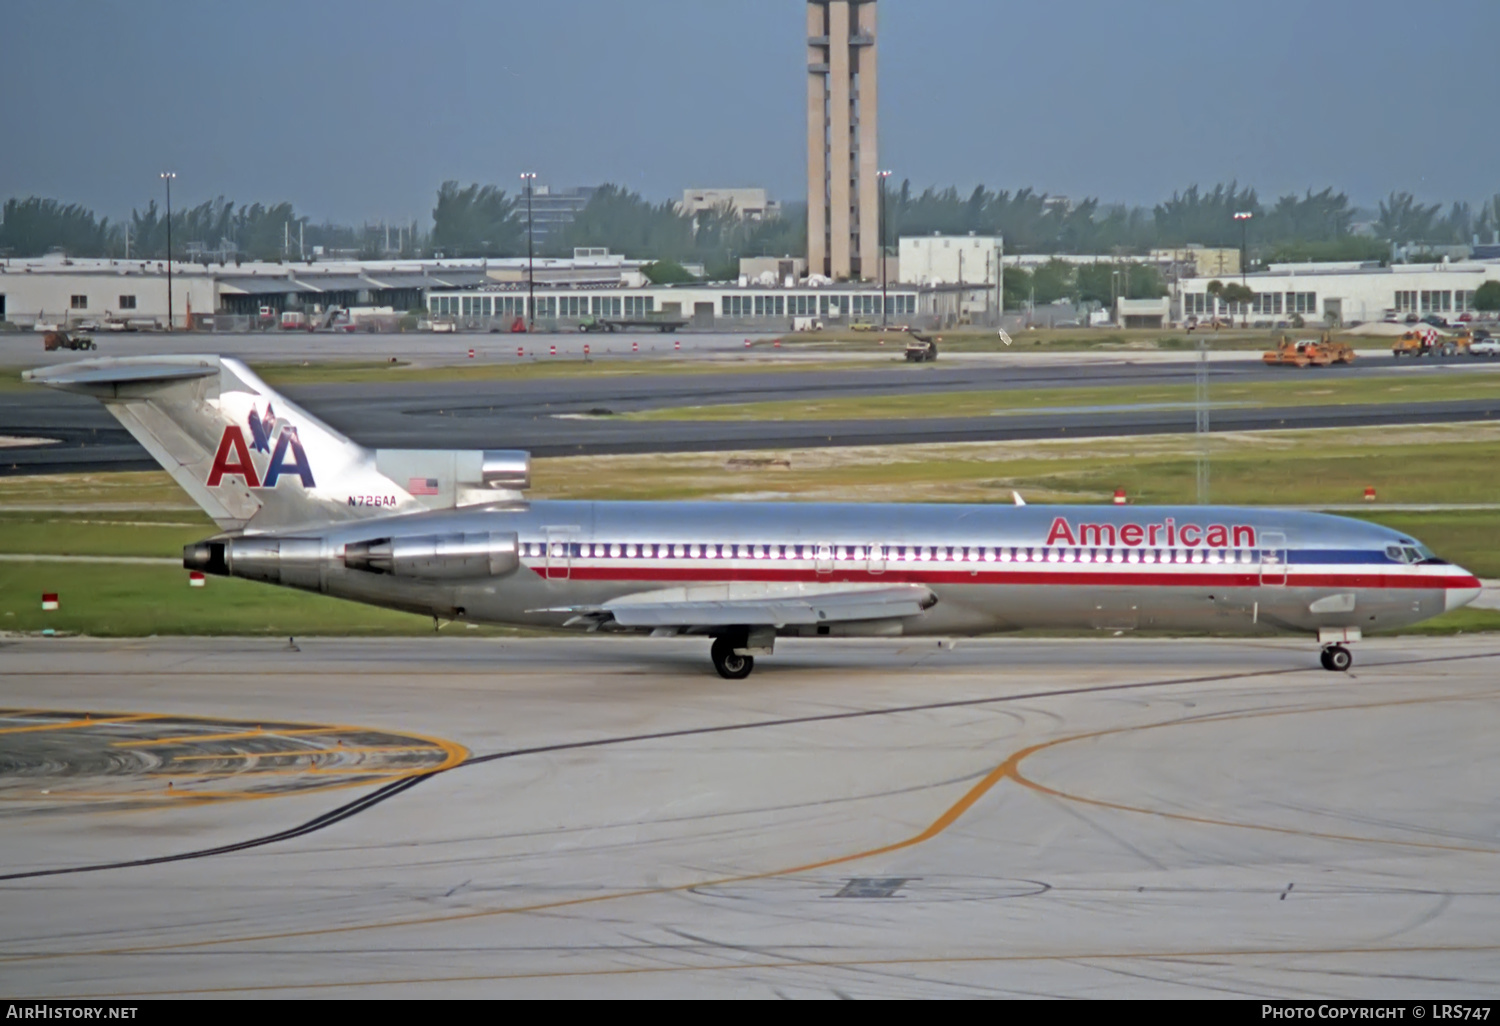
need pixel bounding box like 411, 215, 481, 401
184, 536, 325, 589
185, 530, 520, 587
343, 532, 519, 580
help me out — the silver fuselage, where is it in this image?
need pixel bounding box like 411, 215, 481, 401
217, 501, 1483, 638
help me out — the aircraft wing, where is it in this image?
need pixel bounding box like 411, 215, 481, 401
544, 581, 937, 629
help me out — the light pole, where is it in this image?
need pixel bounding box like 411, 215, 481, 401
160, 172, 176, 331
1234, 211, 1253, 288
1233, 212, 1253, 327
877, 170, 892, 329
520, 172, 537, 331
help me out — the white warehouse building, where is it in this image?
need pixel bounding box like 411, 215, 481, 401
1178, 261, 1500, 326
898, 235, 1003, 325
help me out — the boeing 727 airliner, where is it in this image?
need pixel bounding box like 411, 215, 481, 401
25, 356, 1482, 678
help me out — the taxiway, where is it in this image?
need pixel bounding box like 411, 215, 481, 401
3, 635, 1498, 998
5, 334, 1500, 474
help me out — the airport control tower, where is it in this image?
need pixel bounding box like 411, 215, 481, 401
807, 0, 878, 281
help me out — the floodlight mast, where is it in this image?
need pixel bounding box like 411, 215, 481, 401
160, 172, 176, 331
521, 173, 538, 331
878, 170, 892, 328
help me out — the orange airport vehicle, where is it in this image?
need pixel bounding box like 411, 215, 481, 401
1262, 334, 1355, 368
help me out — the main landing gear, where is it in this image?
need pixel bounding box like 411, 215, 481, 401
711, 637, 754, 680
1320, 645, 1353, 672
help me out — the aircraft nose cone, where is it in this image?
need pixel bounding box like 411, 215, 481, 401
1445, 572, 1485, 612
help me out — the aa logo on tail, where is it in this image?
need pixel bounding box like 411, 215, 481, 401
207, 405, 316, 489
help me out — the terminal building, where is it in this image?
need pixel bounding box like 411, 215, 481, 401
423, 281, 922, 331
1177, 261, 1500, 326
7, 249, 1491, 334
0, 251, 653, 329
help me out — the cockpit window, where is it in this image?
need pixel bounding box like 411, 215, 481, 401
1386, 542, 1446, 565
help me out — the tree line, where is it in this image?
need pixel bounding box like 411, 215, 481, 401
428, 181, 804, 277
4, 181, 1498, 268
0, 196, 420, 262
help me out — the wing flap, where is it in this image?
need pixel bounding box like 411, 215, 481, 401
590, 582, 937, 628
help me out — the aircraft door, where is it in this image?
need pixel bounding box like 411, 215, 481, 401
815, 543, 835, 575
867, 543, 886, 576
1259, 531, 1288, 586
544, 526, 578, 581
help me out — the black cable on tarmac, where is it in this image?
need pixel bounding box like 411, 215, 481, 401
2, 649, 1495, 883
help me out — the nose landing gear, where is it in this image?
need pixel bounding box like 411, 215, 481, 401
1320, 645, 1353, 672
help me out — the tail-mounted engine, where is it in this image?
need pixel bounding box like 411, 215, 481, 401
185, 531, 520, 587
344, 532, 519, 580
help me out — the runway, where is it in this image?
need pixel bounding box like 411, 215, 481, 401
6, 338, 1500, 473
1, 329, 769, 369
3, 635, 1499, 997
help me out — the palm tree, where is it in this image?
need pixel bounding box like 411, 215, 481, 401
1206, 279, 1224, 325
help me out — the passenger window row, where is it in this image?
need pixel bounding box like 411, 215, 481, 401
518, 542, 1265, 566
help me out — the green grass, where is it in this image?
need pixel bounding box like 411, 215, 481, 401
0, 511, 215, 557
248, 356, 873, 388
1, 356, 888, 394
783, 326, 1403, 353
0, 561, 508, 636
1342, 510, 1500, 579
626, 372, 1500, 423
1383, 607, 1500, 635
3, 424, 1497, 637
0, 471, 198, 508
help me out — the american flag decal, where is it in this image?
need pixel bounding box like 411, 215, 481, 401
408, 477, 440, 496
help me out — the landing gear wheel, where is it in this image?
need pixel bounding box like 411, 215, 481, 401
1321, 645, 1352, 672
711, 637, 754, 680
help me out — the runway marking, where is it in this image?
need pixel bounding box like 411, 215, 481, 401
4, 654, 1497, 970
1002, 687, 1500, 855
145, 767, 410, 780
0, 712, 469, 811
166, 746, 444, 761
0, 714, 159, 735
111, 727, 343, 747
53, 942, 1500, 998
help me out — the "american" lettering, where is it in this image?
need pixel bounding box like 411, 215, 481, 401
1045, 516, 1255, 548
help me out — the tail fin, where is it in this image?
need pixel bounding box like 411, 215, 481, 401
24, 356, 529, 533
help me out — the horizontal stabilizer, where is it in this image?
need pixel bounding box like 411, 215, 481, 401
23, 357, 219, 395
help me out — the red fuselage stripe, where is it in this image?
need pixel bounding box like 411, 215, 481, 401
540, 566, 1481, 590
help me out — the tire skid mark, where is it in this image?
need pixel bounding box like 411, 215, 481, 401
2, 648, 1497, 969
53, 942, 1500, 999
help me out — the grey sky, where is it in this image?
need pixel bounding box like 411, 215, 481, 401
4, 0, 1495, 224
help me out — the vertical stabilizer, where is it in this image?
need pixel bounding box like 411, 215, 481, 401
23, 356, 429, 532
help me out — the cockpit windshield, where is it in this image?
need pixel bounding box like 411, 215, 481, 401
1385, 542, 1447, 565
